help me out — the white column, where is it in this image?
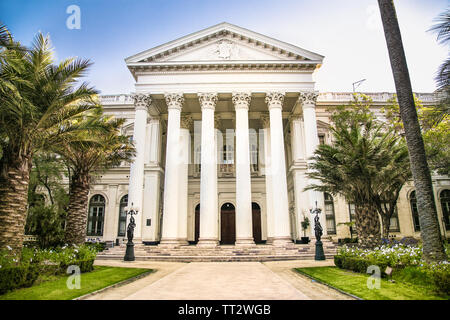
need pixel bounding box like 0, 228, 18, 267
299, 91, 327, 236
265, 92, 292, 246
178, 115, 192, 245
261, 114, 274, 244
160, 93, 185, 246
197, 93, 219, 247
142, 116, 163, 242
232, 92, 255, 246
128, 93, 151, 240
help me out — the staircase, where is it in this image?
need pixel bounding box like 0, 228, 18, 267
96, 240, 337, 262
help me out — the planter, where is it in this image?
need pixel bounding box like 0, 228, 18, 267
301, 237, 310, 244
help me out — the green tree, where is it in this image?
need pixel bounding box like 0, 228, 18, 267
0, 29, 101, 252
55, 113, 135, 245
306, 95, 410, 248
378, 0, 446, 262
383, 95, 450, 176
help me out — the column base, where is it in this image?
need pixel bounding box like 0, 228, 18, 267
235, 238, 256, 247
158, 238, 188, 248
196, 238, 219, 248
272, 237, 294, 247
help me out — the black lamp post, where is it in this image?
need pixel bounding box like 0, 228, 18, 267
310, 201, 325, 261
124, 203, 138, 261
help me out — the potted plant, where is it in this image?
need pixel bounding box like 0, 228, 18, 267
300, 216, 310, 244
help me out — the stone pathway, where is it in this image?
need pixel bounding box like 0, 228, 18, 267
84, 259, 353, 300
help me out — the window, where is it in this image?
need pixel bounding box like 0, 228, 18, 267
87, 194, 106, 236
387, 204, 400, 232
195, 146, 201, 173
348, 203, 356, 221
324, 193, 336, 234
440, 189, 450, 231
250, 144, 258, 173
348, 203, 356, 237
410, 191, 420, 232
223, 145, 234, 164
318, 134, 325, 145
118, 195, 128, 237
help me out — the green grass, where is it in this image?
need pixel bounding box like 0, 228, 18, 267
295, 266, 448, 300
0, 266, 153, 300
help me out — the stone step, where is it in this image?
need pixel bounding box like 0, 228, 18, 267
96, 253, 335, 262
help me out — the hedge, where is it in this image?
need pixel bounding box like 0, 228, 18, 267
0, 258, 95, 295
0, 264, 40, 295
334, 255, 389, 277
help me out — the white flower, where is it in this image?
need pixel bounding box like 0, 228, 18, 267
6, 245, 12, 251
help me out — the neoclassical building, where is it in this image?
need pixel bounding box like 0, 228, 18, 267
85, 23, 450, 246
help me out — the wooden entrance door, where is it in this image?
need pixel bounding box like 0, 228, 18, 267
194, 204, 200, 243
220, 203, 235, 244
252, 202, 262, 244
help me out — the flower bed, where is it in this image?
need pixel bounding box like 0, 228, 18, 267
334, 243, 450, 295
0, 244, 98, 294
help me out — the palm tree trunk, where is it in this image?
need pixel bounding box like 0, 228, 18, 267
378, 0, 446, 261
65, 172, 90, 245
0, 156, 33, 252
355, 204, 381, 249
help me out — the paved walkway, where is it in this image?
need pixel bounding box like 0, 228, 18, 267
85, 259, 353, 300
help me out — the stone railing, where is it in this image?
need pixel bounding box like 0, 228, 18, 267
317, 92, 436, 103
100, 94, 134, 105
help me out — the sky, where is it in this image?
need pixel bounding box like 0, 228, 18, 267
1, 0, 448, 94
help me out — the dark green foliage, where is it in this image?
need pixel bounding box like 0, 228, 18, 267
0, 264, 39, 295
25, 205, 66, 248
334, 255, 389, 277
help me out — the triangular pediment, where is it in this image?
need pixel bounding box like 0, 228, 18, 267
126, 22, 324, 65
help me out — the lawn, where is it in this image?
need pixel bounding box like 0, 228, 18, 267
0, 266, 152, 300
295, 266, 448, 300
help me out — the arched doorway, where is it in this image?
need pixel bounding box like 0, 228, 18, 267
194, 204, 200, 243
221, 203, 236, 244
252, 202, 262, 244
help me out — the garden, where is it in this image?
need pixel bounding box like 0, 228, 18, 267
0, 243, 151, 300
296, 239, 450, 300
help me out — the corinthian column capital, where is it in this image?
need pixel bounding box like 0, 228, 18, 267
198, 92, 218, 110
132, 93, 152, 111
265, 92, 285, 110
232, 92, 251, 110
298, 91, 318, 107
164, 93, 184, 111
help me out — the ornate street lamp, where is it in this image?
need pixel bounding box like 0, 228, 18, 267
123, 203, 139, 261
310, 201, 326, 261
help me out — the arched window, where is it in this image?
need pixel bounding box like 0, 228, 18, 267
118, 195, 128, 237
87, 194, 106, 236
324, 193, 336, 234
410, 191, 420, 232
440, 189, 450, 231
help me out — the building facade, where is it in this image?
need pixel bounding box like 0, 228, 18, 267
85, 23, 450, 246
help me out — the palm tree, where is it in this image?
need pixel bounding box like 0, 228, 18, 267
56, 113, 134, 245
306, 96, 410, 248
0, 30, 100, 252
378, 0, 446, 262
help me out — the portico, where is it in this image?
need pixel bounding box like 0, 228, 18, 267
103, 22, 330, 247
126, 89, 327, 247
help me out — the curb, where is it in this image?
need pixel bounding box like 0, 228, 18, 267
294, 268, 364, 300
73, 270, 154, 300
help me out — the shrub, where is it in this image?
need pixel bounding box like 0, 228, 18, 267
0, 264, 39, 295
423, 262, 450, 296
25, 205, 66, 248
